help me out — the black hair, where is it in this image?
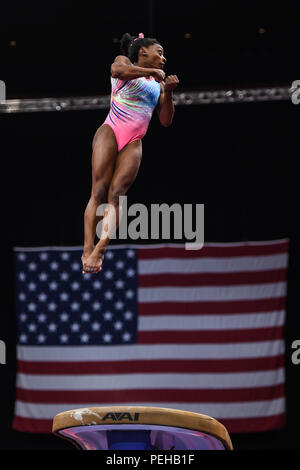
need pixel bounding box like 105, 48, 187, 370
120, 33, 161, 63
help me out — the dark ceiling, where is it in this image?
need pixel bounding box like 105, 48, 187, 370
1, 1, 299, 98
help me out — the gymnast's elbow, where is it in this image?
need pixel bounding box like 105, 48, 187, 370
160, 119, 173, 127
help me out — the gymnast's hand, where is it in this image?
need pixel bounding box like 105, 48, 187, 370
164, 75, 179, 92
151, 68, 166, 82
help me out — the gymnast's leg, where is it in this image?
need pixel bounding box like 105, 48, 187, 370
81, 124, 118, 272
83, 139, 142, 273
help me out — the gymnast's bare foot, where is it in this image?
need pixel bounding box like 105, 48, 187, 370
82, 246, 106, 274
81, 245, 94, 273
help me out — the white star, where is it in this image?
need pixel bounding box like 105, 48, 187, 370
106, 250, 114, 259
60, 313, 69, 322
125, 289, 134, 299
126, 268, 135, 277
19, 333, 28, 343
104, 311, 113, 320
19, 272, 26, 281
122, 332, 132, 342
115, 300, 124, 310
115, 279, 124, 289
126, 249, 135, 258
61, 252, 70, 260
17, 253, 26, 261
71, 302, 80, 311
60, 334, 69, 343
91, 322, 101, 331
92, 301, 101, 311
104, 270, 113, 279
60, 272, 69, 281
124, 311, 133, 320
80, 333, 90, 343
38, 313, 47, 322
19, 292, 26, 301
48, 323, 57, 332
82, 291, 91, 300
49, 281, 58, 290
28, 323, 37, 332
81, 312, 90, 321
48, 302, 57, 311
28, 262, 37, 271
116, 260, 125, 269
28, 302, 36, 312
104, 290, 114, 300
60, 292, 69, 301
39, 272, 48, 281
103, 333, 112, 343
71, 323, 80, 332
72, 262, 80, 271
93, 280, 102, 289
38, 292, 47, 302
28, 282, 36, 291
37, 334, 46, 343
71, 282, 80, 291
39, 252, 48, 261
83, 273, 92, 280
20, 313, 27, 322
50, 261, 59, 270
114, 321, 123, 330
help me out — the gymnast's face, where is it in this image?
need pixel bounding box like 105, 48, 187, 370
139, 43, 166, 69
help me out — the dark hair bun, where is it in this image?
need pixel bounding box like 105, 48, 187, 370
120, 33, 134, 57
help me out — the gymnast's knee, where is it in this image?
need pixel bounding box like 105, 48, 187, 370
92, 181, 108, 206
107, 185, 127, 207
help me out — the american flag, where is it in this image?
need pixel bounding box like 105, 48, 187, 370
12, 240, 288, 434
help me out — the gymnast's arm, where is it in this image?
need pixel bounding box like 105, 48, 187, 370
156, 76, 179, 127
111, 55, 165, 82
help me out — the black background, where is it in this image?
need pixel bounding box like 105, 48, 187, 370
0, 0, 299, 451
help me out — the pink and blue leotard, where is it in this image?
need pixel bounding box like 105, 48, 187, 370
103, 72, 161, 152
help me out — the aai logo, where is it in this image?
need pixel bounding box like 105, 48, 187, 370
102, 412, 140, 421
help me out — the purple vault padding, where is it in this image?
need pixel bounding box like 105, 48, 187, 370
58, 423, 226, 450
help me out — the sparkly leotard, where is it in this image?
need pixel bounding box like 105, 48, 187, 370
103, 72, 161, 152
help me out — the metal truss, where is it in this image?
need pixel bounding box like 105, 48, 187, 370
0, 85, 294, 114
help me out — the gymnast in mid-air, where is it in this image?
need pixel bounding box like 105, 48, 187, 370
82, 32, 179, 273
